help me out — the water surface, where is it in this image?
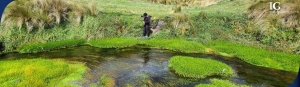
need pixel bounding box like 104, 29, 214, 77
0, 45, 297, 87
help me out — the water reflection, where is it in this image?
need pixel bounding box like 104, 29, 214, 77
142, 48, 151, 67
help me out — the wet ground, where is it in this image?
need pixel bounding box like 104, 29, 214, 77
0, 45, 297, 87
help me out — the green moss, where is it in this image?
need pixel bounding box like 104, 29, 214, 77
17, 38, 206, 54
88, 38, 139, 48
168, 56, 234, 79
17, 39, 86, 53
88, 38, 206, 53
0, 59, 86, 87
206, 40, 300, 72
144, 38, 206, 53
195, 79, 250, 87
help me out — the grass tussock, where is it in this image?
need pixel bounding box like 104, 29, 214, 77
2, 0, 98, 32
0, 59, 86, 87
247, 0, 300, 29
144, 38, 206, 53
88, 38, 139, 48
206, 40, 300, 72
18, 39, 86, 53
195, 79, 250, 87
245, 0, 300, 52
168, 56, 234, 79
173, 5, 182, 13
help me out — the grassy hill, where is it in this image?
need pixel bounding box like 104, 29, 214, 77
0, 0, 251, 52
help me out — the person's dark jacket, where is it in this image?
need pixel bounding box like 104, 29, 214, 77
144, 17, 150, 26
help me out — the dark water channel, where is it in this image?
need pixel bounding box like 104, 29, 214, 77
0, 45, 297, 87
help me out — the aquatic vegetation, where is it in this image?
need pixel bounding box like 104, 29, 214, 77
125, 84, 134, 87
88, 38, 140, 48
144, 38, 206, 53
89, 38, 206, 53
15, 37, 299, 73
0, 59, 86, 87
168, 56, 234, 79
17, 39, 86, 53
206, 40, 300, 72
195, 79, 250, 87
100, 75, 116, 87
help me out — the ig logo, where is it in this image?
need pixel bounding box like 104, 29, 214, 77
270, 2, 280, 11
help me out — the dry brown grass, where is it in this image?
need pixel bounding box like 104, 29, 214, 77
245, 0, 300, 53
172, 5, 182, 13
247, 0, 300, 29
1, 0, 98, 32
148, 0, 222, 6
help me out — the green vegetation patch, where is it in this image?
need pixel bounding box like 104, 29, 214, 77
195, 79, 250, 87
0, 59, 86, 87
88, 38, 206, 53
88, 38, 139, 48
168, 56, 234, 79
89, 75, 116, 87
18, 39, 86, 53
206, 40, 300, 72
100, 75, 116, 87
144, 38, 206, 53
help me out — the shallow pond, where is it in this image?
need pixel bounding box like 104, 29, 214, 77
0, 45, 297, 87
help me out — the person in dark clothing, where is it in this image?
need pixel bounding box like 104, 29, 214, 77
0, 42, 4, 52
142, 13, 151, 38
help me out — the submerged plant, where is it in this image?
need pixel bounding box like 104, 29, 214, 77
100, 75, 115, 87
